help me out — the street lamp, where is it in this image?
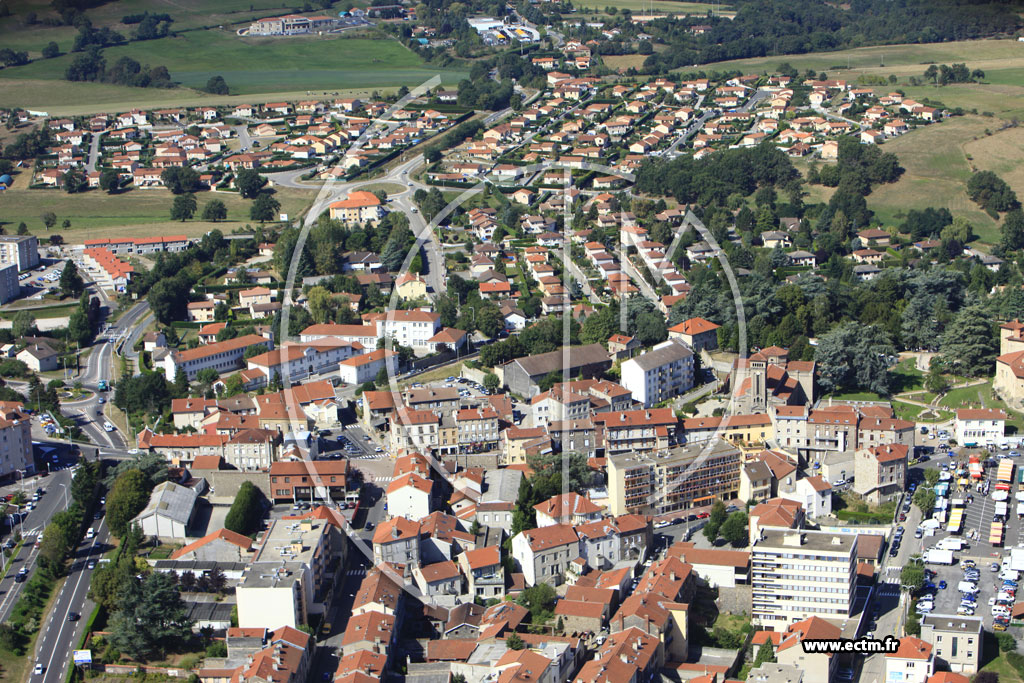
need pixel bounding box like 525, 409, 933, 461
56, 483, 69, 510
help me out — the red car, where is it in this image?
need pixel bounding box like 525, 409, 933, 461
696, 512, 710, 519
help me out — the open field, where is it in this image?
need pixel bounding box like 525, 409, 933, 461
603, 54, 652, 71
0, 30, 465, 98
0, 186, 316, 240
694, 39, 1024, 82
863, 116, 1002, 240
572, 0, 724, 13
0, 0, 371, 55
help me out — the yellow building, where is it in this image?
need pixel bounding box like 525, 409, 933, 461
395, 273, 428, 301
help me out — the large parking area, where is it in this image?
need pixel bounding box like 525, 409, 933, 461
17, 260, 67, 300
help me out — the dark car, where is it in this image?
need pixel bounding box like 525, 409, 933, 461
68, 612, 79, 622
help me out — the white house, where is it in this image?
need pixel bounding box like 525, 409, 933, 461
368, 310, 442, 350
780, 476, 832, 519
884, 637, 934, 683
620, 339, 695, 408
385, 472, 432, 520
511, 525, 579, 587
338, 348, 398, 386
954, 408, 1006, 447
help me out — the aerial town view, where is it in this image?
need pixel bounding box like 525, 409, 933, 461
3, 0, 1024, 682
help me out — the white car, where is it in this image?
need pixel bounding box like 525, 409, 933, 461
103, 422, 115, 432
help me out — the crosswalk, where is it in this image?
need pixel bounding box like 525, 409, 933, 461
350, 453, 388, 460
346, 567, 367, 577
373, 476, 393, 484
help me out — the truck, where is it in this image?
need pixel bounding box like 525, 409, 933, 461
936, 538, 966, 551
924, 548, 955, 565
97, 380, 108, 391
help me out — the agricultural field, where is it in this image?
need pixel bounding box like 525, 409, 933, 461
0, 184, 316, 241
0, 30, 465, 103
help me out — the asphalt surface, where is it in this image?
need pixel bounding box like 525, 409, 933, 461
32, 517, 108, 682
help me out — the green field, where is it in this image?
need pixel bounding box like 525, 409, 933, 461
0, 185, 316, 239
695, 39, 1024, 81
0, 30, 465, 100
865, 116, 1001, 241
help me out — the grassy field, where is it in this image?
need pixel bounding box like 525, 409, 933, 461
981, 651, 1024, 683
603, 54, 652, 72
939, 380, 1024, 434
892, 400, 953, 424
0, 185, 316, 239
695, 39, 1024, 81
573, 0, 723, 13
864, 116, 1002, 241
0, 30, 465, 99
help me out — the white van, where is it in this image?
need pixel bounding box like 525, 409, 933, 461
958, 581, 979, 593
937, 538, 965, 551
1000, 569, 1019, 581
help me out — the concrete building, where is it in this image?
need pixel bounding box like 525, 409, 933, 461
0, 402, 35, 478
0, 262, 19, 304
954, 408, 1006, 447
132, 481, 199, 539
774, 617, 842, 682
731, 346, 815, 414
365, 310, 442, 351
337, 348, 398, 386
620, 339, 695, 408
458, 545, 505, 600
919, 614, 983, 674
667, 316, 720, 352
885, 637, 934, 683
533, 492, 602, 527
372, 517, 421, 568
385, 472, 432, 520
170, 528, 254, 562
164, 333, 272, 381
853, 443, 908, 505
511, 524, 579, 586
0, 235, 39, 271
606, 440, 741, 516
328, 190, 384, 224
17, 341, 58, 372
751, 529, 858, 630
502, 343, 612, 398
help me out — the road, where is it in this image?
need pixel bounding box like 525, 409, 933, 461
0, 467, 74, 624
84, 132, 103, 174
33, 518, 108, 682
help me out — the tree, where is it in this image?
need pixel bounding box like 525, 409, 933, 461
754, 641, 775, 666
68, 307, 93, 346
204, 75, 229, 95
250, 193, 280, 222
147, 274, 193, 325
41, 212, 57, 230
11, 310, 35, 338
106, 469, 151, 537
483, 372, 499, 392
507, 633, 524, 650
42, 42, 60, 59
996, 631, 1017, 652
99, 168, 120, 193
924, 362, 948, 394
202, 199, 227, 222
224, 481, 265, 537
1001, 209, 1024, 252
913, 487, 936, 516
703, 499, 727, 541
720, 511, 749, 547
160, 167, 199, 195
307, 286, 335, 324
940, 305, 997, 377
62, 168, 87, 193
235, 169, 266, 199
900, 561, 925, 592
108, 571, 193, 660
171, 193, 197, 221
409, 253, 423, 275
815, 322, 895, 395
58, 260, 85, 298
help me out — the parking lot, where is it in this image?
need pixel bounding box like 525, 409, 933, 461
18, 260, 66, 299
904, 452, 1023, 636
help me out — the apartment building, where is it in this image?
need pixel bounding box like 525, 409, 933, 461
0, 402, 40, 477
606, 440, 741, 516
328, 190, 384, 224
751, 529, 858, 630
268, 460, 349, 503
621, 339, 695, 407
593, 408, 680, 456
884, 637, 934, 683
365, 310, 441, 349
164, 333, 272, 381
458, 545, 505, 600
0, 235, 39, 271
954, 408, 1006, 447
919, 614, 983, 674
456, 406, 500, 452
236, 515, 343, 630
0, 263, 19, 305
531, 386, 591, 428
372, 517, 421, 569
246, 340, 361, 385
770, 404, 914, 460
853, 443, 908, 504
337, 348, 398, 386
389, 408, 440, 453
512, 524, 580, 586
